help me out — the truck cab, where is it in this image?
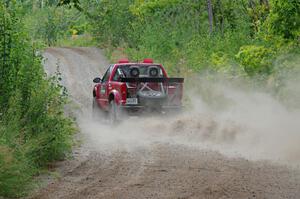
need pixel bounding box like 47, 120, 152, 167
93, 58, 184, 119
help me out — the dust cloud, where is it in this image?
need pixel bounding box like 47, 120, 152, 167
38, 48, 300, 198
43, 47, 300, 166
78, 73, 300, 166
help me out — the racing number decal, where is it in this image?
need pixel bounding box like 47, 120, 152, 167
100, 87, 106, 94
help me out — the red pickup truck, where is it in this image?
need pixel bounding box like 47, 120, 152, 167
92, 58, 184, 122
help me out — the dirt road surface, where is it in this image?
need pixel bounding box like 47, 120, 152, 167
29, 47, 300, 199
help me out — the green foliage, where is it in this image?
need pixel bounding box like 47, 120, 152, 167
0, 145, 33, 197
88, 0, 134, 47
236, 45, 275, 76
85, 0, 299, 83
58, 0, 82, 11
86, 0, 253, 73
23, 1, 89, 46
56, 34, 97, 47
0, 2, 74, 197
267, 0, 300, 39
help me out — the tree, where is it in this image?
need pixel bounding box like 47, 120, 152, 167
267, 0, 300, 40
207, 0, 214, 34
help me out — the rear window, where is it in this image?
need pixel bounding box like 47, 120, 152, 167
118, 65, 165, 77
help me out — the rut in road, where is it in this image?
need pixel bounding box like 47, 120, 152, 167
31, 47, 300, 199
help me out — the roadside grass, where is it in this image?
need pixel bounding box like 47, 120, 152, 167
0, 145, 33, 197
56, 34, 97, 47
0, 4, 76, 195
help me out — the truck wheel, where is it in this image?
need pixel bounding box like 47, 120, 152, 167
109, 100, 120, 124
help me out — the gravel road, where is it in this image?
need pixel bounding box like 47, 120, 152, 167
29, 47, 300, 199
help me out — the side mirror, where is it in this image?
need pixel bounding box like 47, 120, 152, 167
93, 77, 101, 83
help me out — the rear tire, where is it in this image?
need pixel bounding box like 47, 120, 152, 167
109, 100, 120, 124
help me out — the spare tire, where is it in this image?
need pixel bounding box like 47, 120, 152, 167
148, 66, 159, 77
130, 67, 140, 77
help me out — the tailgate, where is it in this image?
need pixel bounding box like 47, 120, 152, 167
121, 77, 184, 107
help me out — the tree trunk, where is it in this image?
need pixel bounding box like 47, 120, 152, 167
216, 0, 224, 35
207, 0, 213, 34
195, 0, 201, 34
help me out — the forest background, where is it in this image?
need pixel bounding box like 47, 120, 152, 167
0, 0, 299, 197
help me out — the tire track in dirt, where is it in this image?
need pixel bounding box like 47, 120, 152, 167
29, 47, 300, 199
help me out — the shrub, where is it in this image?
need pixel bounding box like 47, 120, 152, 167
236, 45, 275, 77
0, 2, 75, 197
0, 145, 33, 197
